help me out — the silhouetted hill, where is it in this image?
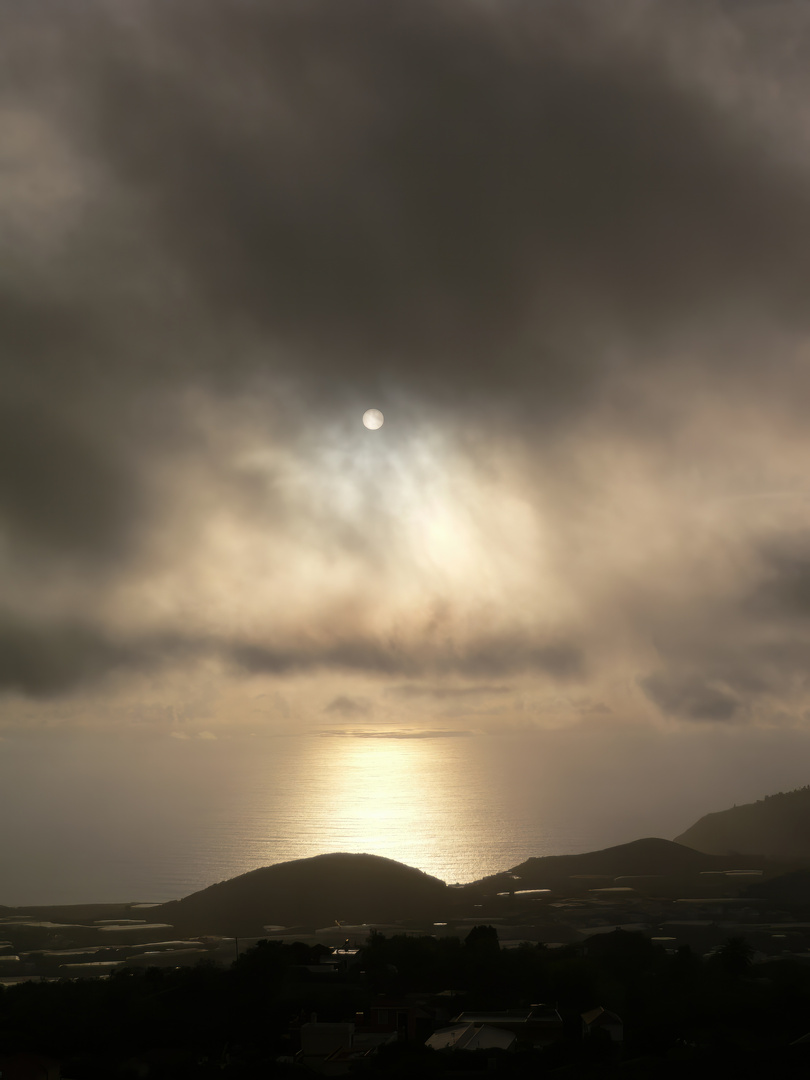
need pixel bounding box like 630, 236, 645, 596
154, 853, 450, 934
468, 837, 774, 899
506, 837, 746, 883
675, 786, 810, 858
156, 840, 780, 935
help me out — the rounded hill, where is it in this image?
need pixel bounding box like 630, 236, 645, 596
155, 853, 449, 934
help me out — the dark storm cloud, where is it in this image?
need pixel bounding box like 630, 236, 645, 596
0, 400, 141, 561
637, 631, 810, 722
0, 614, 189, 697
634, 534, 810, 723
77, 0, 810, 401
2, 0, 810, 703
0, 269, 150, 563
2, 0, 808, 485
639, 672, 740, 722
229, 634, 583, 681
0, 616, 581, 697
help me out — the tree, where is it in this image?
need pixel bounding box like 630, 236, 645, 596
464, 925, 500, 954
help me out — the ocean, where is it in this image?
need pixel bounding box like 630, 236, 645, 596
3, 725, 810, 906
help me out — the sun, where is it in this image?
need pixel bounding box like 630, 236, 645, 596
363, 408, 384, 430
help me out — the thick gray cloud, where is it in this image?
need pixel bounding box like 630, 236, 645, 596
0, 400, 142, 562
2, 0, 810, 715
72, 0, 810, 404
630, 530, 810, 723
639, 672, 740, 723
229, 634, 583, 682
748, 535, 810, 620
0, 614, 581, 698
0, 614, 181, 697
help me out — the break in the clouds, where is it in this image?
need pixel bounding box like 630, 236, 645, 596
3, 0, 810, 730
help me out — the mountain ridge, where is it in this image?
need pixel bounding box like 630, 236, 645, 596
147, 837, 788, 935
675, 785, 810, 858
9, 784, 810, 926
507, 836, 754, 880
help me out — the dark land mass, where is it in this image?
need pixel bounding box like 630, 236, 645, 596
148, 839, 807, 936
152, 852, 451, 935
479, 836, 796, 902
7, 801, 810, 1075
3, 839, 804, 941
675, 785, 810, 858
745, 867, 810, 904
507, 836, 762, 881
8, 921, 810, 1079
6, 870, 810, 1079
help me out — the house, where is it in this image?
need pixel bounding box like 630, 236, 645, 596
320, 1032, 397, 1076
297, 1023, 395, 1075
299, 1022, 356, 1065
319, 947, 361, 975
582, 1006, 623, 1043
452, 1005, 564, 1047
361, 998, 435, 1041
426, 1023, 517, 1053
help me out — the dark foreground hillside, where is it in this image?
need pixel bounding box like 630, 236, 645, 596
154, 853, 450, 934
675, 786, 810, 858
5, 926, 810, 1078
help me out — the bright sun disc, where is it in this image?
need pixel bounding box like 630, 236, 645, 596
363, 408, 384, 430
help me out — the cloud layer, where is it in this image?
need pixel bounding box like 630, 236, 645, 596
2, 1, 810, 731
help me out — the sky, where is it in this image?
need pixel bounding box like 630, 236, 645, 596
4, 0, 810, 812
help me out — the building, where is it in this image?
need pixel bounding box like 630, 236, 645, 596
426, 1023, 517, 1052
582, 1006, 623, 1043
452, 1005, 564, 1047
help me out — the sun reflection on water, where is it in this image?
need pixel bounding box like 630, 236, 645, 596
290, 733, 477, 877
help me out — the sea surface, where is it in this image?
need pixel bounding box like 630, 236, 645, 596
3, 726, 810, 906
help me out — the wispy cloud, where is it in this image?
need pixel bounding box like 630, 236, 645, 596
318, 729, 474, 740
323, 695, 372, 717
387, 684, 512, 700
